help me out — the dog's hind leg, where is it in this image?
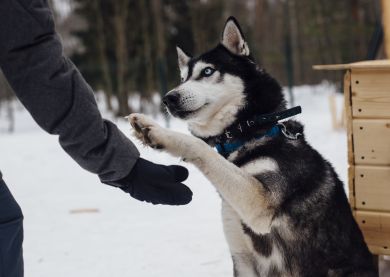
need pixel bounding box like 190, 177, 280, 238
222, 200, 259, 277
129, 114, 274, 234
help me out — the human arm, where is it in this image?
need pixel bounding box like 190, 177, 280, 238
0, 0, 192, 205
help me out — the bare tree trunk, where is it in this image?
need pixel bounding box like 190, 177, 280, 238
152, 0, 166, 78
190, 1, 206, 53
140, 0, 154, 101
114, 0, 131, 116
351, 0, 365, 58
310, 0, 333, 81
152, 0, 168, 118
254, 0, 267, 62
290, 0, 304, 84
318, 0, 339, 64
93, 0, 113, 111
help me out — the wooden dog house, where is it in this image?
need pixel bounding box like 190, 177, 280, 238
314, 60, 390, 256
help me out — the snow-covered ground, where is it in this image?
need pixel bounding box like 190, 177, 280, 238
0, 84, 347, 276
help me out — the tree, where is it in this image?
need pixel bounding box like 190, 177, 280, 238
93, 0, 113, 111
113, 0, 131, 116
69, 0, 380, 117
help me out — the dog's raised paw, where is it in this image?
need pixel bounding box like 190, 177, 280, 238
128, 113, 160, 129
128, 113, 165, 149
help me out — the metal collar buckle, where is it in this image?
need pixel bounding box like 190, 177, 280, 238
277, 123, 302, 140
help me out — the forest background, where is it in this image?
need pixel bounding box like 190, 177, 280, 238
0, 0, 381, 127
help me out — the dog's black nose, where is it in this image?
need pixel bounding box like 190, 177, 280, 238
163, 91, 180, 107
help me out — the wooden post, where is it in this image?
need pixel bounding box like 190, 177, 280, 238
381, 0, 390, 58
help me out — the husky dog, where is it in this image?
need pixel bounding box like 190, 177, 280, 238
129, 17, 377, 276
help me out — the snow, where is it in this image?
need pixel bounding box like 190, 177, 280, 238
0, 84, 347, 276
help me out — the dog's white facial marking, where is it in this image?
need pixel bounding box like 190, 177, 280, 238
176, 46, 191, 71
191, 61, 214, 79
241, 158, 279, 176
173, 60, 246, 137
180, 66, 189, 83
182, 77, 245, 137
179, 61, 216, 83
172, 59, 246, 138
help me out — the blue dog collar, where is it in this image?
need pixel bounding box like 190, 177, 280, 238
215, 125, 280, 155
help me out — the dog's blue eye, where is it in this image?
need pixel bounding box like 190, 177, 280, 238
202, 67, 215, 76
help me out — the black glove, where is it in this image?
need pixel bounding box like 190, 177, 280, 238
105, 158, 192, 205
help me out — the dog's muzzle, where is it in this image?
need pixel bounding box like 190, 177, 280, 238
163, 90, 202, 119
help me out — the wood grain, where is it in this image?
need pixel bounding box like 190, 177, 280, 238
351, 70, 390, 118
352, 119, 390, 165
348, 165, 356, 209
313, 60, 390, 71
355, 210, 390, 255
344, 71, 357, 210
355, 166, 390, 211
382, 0, 390, 58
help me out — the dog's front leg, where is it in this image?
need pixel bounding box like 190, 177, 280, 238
129, 114, 273, 234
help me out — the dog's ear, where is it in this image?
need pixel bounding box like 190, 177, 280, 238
221, 17, 250, 56
176, 46, 191, 70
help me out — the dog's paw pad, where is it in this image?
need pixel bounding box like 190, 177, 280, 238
127, 113, 166, 149
131, 121, 142, 133
128, 113, 160, 129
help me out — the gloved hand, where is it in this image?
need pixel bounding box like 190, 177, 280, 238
105, 158, 192, 205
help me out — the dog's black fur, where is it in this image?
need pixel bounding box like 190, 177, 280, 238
234, 130, 376, 276
171, 17, 377, 276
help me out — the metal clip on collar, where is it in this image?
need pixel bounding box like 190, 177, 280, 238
277, 123, 302, 140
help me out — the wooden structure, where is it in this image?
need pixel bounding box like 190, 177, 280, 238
314, 60, 390, 256
382, 0, 390, 58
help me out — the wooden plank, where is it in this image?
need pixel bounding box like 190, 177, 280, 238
313, 64, 352, 70
355, 211, 390, 232
351, 70, 390, 118
355, 210, 390, 255
344, 71, 356, 208
348, 166, 356, 209
368, 245, 390, 256
382, 0, 390, 58
363, 231, 390, 246
355, 166, 390, 211
352, 119, 390, 165
344, 71, 355, 165
350, 60, 390, 70
313, 60, 390, 71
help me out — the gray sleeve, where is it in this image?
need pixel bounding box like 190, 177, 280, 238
0, 0, 139, 182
